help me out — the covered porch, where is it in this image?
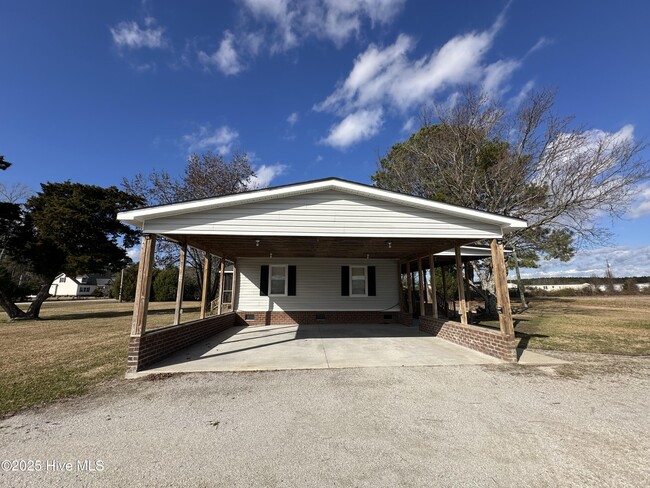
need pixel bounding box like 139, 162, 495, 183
118, 178, 527, 373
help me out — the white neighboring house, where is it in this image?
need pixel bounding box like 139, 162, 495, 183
49, 273, 113, 297
507, 282, 594, 292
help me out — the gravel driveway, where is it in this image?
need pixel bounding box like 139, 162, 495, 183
1, 352, 649, 487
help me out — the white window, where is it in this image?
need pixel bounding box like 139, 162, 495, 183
350, 266, 367, 296
59, 277, 66, 283
269, 265, 288, 296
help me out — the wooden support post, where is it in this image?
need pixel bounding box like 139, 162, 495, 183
217, 257, 226, 315
173, 240, 187, 325
417, 257, 426, 317
397, 262, 404, 313
430, 254, 438, 319
441, 265, 448, 317
490, 239, 515, 338
200, 254, 211, 319
464, 261, 472, 322
455, 244, 468, 325
130, 234, 156, 337
406, 262, 414, 317
231, 259, 238, 312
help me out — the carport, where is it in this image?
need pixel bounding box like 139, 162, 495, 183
118, 178, 528, 374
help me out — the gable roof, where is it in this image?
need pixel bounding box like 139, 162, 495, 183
117, 177, 527, 233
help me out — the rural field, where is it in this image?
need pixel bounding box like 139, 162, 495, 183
1, 296, 649, 418
0, 300, 200, 418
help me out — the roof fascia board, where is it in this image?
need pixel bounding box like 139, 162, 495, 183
118, 179, 527, 231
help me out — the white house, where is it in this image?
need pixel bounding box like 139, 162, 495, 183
49, 273, 112, 297
507, 282, 594, 292
118, 178, 528, 371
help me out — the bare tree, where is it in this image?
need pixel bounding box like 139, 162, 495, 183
122, 152, 256, 299
373, 88, 649, 314
0, 182, 32, 204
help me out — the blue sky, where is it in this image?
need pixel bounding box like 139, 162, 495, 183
2, 0, 649, 277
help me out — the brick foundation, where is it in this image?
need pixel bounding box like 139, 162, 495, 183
127, 313, 243, 373
419, 316, 517, 362
237, 310, 398, 326
398, 311, 413, 326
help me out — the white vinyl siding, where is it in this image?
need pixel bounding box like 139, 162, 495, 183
236, 257, 399, 312
142, 189, 502, 239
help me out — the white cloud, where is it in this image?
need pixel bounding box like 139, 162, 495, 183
401, 116, 416, 133
482, 59, 521, 97
110, 19, 166, 49
239, 0, 406, 52
248, 163, 287, 188
182, 125, 239, 154
315, 8, 523, 148
526, 36, 553, 56
316, 11, 507, 116
321, 108, 383, 149
287, 112, 299, 125
628, 183, 650, 219
519, 245, 650, 278
198, 31, 242, 75
127, 246, 141, 262
510, 79, 535, 107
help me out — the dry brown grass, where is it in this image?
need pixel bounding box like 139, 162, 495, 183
480, 295, 650, 355
0, 300, 200, 417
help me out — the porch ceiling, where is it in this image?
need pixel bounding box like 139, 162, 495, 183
166, 234, 477, 261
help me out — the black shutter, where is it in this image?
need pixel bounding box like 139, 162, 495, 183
368, 266, 376, 296
341, 266, 350, 296
260, 265, 269, 296
288, 265, 297, 296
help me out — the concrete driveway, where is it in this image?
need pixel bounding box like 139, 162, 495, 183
139, 323, 505, 374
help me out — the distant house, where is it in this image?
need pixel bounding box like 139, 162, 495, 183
508, 282, 594, 292
49, 273, 113, 297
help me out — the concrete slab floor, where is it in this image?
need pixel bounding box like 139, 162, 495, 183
136, 323, 514, 376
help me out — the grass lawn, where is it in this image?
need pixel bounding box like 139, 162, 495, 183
0, 300, 200, 418
478, 295, 650, 355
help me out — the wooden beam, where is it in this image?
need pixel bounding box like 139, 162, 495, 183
199, 254, 212, 319
430, 253, 438, 319
441, 265, 448, 317
417, 257, 425, 317
397, 262, 404, 313
217, 257, 226, 315
173, 240, 187, 325
231, 259, 238, 312
490, 239, 515, 338
130, 234, 156, 336
464, 260, 472, 323
454, 243, 468, 325
406, 262, 414, 316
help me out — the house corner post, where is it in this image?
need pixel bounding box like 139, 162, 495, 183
490, 239, 515, 339
173, 240, 187, 325
454, 243, 468, 325
200, 253, 212, 319
131, 233, 156, 337
128, 233, 156, 374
